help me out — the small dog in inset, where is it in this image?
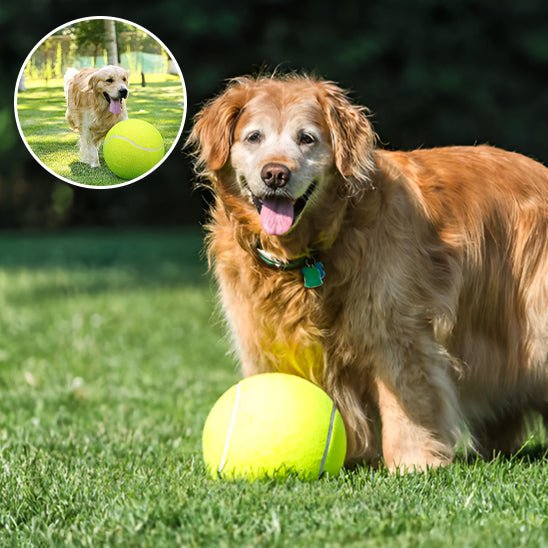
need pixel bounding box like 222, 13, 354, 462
190, 74, 548, 472
64, 65, 129, 167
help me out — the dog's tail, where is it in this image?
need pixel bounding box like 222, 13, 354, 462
63, 67, 79, 98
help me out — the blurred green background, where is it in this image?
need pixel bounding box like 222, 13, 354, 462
1, 0, 547, 228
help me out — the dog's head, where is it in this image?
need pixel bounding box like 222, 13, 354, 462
88, 65, 130, 115
190, 75, 376, 237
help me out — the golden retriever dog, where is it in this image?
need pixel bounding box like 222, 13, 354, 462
189, 74, 548, 471
64, 65, 129, 167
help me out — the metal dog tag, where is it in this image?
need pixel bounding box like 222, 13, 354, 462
301, 262, 325, 289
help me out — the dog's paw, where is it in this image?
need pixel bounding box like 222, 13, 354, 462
80, 154, 100, 168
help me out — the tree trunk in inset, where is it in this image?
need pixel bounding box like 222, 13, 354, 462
104, 19, 118, 65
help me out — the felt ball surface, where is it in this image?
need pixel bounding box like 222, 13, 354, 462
103, 119, 164, 180
202, 373, 347, 480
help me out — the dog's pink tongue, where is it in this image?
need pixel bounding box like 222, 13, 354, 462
260, 198, 294, 235
109, 98, 122, 115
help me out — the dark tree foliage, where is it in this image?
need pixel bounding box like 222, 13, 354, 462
1, 0, 547, 228
73, 20, 106, 56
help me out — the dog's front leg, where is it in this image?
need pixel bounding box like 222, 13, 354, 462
79, 127, 100, 168
374, 345, 460, 472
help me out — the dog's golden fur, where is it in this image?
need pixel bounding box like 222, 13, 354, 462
64, 65, 129, 167
189, 74, 548, 470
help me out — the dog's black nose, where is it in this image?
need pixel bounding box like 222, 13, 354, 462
118, 88, 128, 99
261, 163, 291, 189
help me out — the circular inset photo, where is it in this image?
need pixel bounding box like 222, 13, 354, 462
14, 16, 187, 189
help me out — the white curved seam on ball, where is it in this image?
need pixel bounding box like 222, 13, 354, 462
218, 382, 241, 475
103, 135, 163, 152
318, 403, 337, 478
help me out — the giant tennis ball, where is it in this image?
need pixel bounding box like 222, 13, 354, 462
103, 119, 165, 180
202, 373, 347, 480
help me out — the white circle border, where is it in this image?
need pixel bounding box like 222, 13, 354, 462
13, 15, 188, 190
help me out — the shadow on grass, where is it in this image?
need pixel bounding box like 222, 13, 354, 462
67, 160, 121, 185
505, 443, 548, 463
461, 430, 548, 465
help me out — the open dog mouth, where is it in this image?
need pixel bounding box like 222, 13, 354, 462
103, 92, 124, 115
250, 181, 318, 236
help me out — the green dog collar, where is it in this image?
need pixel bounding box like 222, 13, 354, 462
256, 247, 309, 270
256, 247, 326, 288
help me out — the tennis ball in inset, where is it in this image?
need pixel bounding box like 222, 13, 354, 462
103, 119, 164, 180
202, 373, 347, 480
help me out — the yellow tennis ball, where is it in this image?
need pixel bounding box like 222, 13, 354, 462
202, 373, 347, 480
103, 119, 165, 180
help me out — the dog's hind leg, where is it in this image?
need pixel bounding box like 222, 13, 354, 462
65, 109, 77, 132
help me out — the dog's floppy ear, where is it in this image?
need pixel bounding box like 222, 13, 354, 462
188, 80, 249, 175
317, 81, 377, 193
86, 73, 99, 94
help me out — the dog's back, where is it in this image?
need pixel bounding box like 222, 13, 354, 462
379, 146, 547, 379
63, 67, 79, 100
64, 67, 81, 131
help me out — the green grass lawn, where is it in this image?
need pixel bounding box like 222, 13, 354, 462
16, 76, 185, 187
0, 230, 546, 546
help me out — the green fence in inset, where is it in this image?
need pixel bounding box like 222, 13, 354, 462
73, 52, 167, 73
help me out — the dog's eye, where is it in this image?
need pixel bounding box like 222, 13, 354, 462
246, 131, 262, 144
298, 132, 316, 145
106, 78, 114, 83
122, 77, 127, 82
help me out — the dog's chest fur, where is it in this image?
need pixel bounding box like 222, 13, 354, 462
209, 211, 335, 384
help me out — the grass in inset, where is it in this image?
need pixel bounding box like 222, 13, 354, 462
16, 75, 185, 187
